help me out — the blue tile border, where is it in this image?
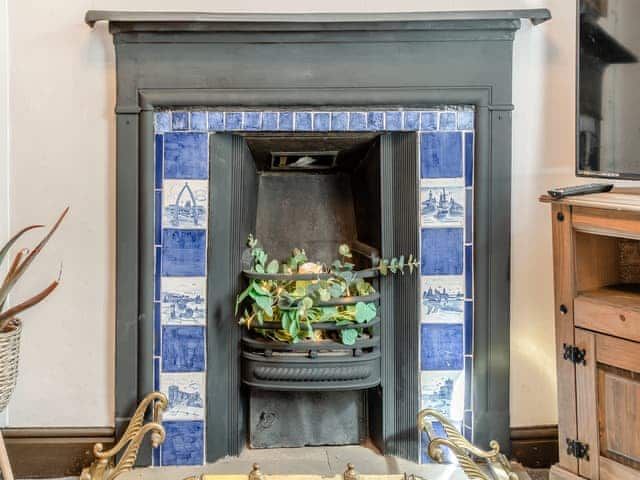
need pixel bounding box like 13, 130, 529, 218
172, 112, 189, 131
155, 107, 475, 466
464, 301, 473, 355
420, 324, 464, 371
161, 326, 206, 373
161, 420, 204, 466
330, 112, 348, 131
155, 135, 164, 188
465, 132, 474, 187
154, 303, 161, 357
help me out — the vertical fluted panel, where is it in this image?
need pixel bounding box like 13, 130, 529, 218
392, 133, 420, 461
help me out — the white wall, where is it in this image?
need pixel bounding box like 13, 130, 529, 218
5, 0, 578, 428
0, 0, 8, 427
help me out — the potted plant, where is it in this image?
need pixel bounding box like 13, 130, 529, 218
0, 207, 68, 413
236, 234, 419, 346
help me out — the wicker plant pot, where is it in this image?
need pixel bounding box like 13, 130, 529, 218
0, 320, 21, 413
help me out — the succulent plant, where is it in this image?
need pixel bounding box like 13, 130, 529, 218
0, 207, 69, 332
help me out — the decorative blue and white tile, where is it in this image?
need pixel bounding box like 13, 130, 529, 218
420, 370, 465, 422
161, 326, 205, 373
420, 421, 460, 464
458, 111, 474, 131
420, 132, 463, 179
155, 135, 164, 188
439, 112, 457, 131
279, 112, 293, 131
404, 111, 420, 131
263, 112, 278, 131
172, 112, 190, 131
160, 277, 206, 325
348, 112, 367, 131
154, 112, 171, 134
464, 301, 473, 355
367, 111, 384, 130
385, 111, 402, 131
152, 107, 476, 466
162, 179, 208, 229
465, 132, 474, 187
420, 186, 465, 226
161, 421, 204, 466
420, 112, 438, 131
294, 112, 312, 131
420, 323, 464, 371
420, 228, 464, 276
225, 112, 243, 130
207, 112, 224, 131
163, 132, 209, 180
190, 112, 208, 131
330, 112, 348, 131
160, 372, 206, 420
313, 112, 330, 131
421, 276, 464, 323
161, 229, 207, 277
244, 112, 262, 131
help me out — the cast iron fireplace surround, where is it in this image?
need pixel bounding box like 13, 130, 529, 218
87, 9, 550, 465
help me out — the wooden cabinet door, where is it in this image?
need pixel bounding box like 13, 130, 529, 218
575, 328, 640, 480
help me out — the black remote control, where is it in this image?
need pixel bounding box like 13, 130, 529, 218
548, 183, 614, 199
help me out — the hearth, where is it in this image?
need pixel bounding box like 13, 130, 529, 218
88, 8, 550, 468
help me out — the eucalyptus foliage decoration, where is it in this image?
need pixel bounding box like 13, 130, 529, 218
236, 234, 418, 345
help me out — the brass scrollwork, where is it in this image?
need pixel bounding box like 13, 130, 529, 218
418, 409, 518, 480
81, 392, 168, 480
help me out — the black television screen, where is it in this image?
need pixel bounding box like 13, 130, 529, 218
578, 0, 640, 179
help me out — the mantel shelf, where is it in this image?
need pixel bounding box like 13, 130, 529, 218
85, 9, 551, 29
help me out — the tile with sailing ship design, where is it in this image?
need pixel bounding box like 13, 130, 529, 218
420, 186, 465, 227
160, 372, 206, 420
421, 276, 464, 323
160, 277, 206, 326
163, 179, 208, 229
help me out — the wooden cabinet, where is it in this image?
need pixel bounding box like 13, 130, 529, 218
543, 192, 640, 480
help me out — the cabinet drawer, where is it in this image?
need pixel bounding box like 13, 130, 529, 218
574, 289, 640, 342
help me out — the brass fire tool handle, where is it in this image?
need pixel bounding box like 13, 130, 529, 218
81, 392, 169, 480
418, 409, 518, 480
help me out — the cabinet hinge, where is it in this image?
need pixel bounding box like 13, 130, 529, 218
566, 439, 590, 460
563, 343, 586, 365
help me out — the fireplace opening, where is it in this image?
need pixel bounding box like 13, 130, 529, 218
236, 132, 386, 448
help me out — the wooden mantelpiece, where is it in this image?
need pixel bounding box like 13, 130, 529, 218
541, 189, 640, 480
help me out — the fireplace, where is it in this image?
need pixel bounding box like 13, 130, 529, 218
87, 8, 550, 468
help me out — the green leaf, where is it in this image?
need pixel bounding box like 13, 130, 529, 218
338, 244, 352, 258
340, 329, 358, 345
252, 282, 270, 296
235, 285, 251, 315
249, 290, 273, 317
306, 319, 314, 337
281, 311, 291, 331
355, 302, 377, 323
266, 259, 279, 274
319, 306, 338, 321
329, 283, 344, 298
301, 297, 313, 309
288, 317, 299, 336
317, 288, 330, 302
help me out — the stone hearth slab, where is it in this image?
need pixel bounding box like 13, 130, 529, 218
118, 446, 532, 480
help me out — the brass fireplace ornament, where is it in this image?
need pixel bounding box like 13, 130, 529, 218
81, 392, 168, 480
418, 409, 518, 480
